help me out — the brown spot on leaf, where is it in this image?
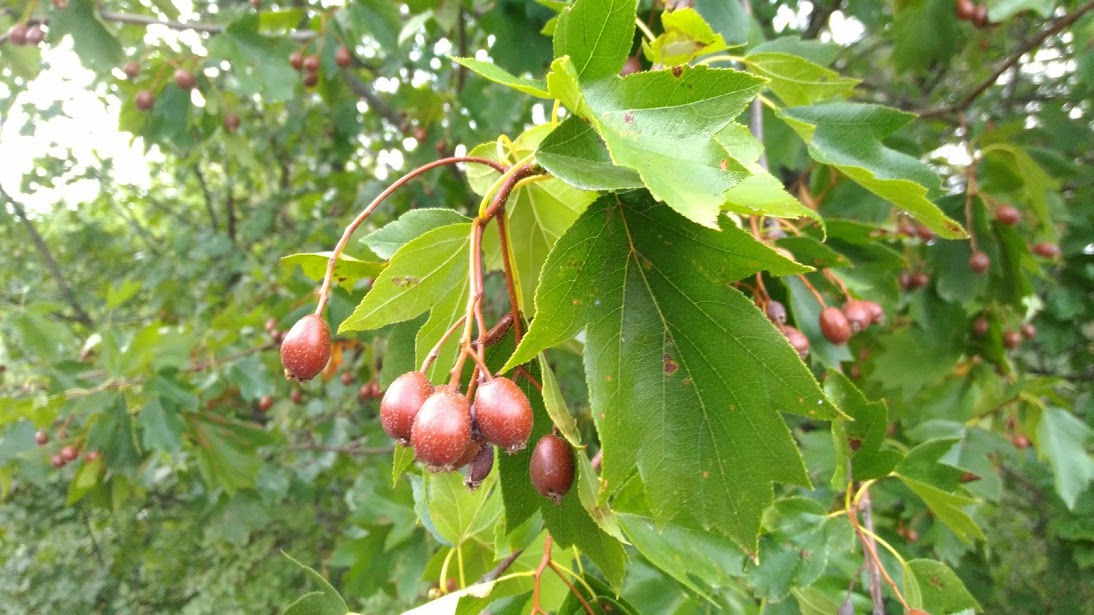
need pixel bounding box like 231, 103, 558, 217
623, 112, 634, 124
848, 437, 862, 451
671, 66, 683, 78
572, 298, 580, 305
663, 353, 679, 375
720, 160, 728, 171
703, 471, 710, 478
605, 375, 612, 382
391, 275, 421, 287
960, 471, 981, 483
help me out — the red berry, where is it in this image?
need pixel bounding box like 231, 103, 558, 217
474, 377, 533, 453
258, 395, 274, 412
84, 450, 101, 463
51, 454, 65, 468
25, 25, 43, 46
765, 300, 787, 325
8, 24, 28, 45
897, 220, 916, 237
1003, 330, 1021, 349
250, 0, 261, 8
995, 204, 1020, 225
819, 307, 852, 345
303, 54, 320, 73
124, 61, 140, 79
411, 387, 473, 471
781, 325, 810, 359
413, 127, 427, 142
849, 364, 861, 379
135, 90, 155, 111
972, 316, 990, 337
289, 51, 304, 71
224, 113, 241, 133
1031, 242, 1060, 258
916, 224, 934, 241
955, 0, 976, 20
335, 45, 352, 68
290, 389, 303, 405
35, 430, 48, 446
863, 301, 885, 325
380, 372, 434, 443
174, 68, 197, 90
60, 445, 79, 462
969, 250, 991, 274
454, 437, 484, 469
302, 71, 319, 88
1020, 322, 1036, 340
840, 300, 871, 333
1012, 434, 1030, 449
341, 372, 354, 386
530, 434, 575, 504
280, 314, 332, 381
973, 4, 989, 27
619, 56, 642, 76
464, 442, 494, 490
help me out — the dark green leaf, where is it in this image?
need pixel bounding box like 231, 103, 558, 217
363, 209, 470, 260
1035, 407, 1094, 510
535, 117, 644, 192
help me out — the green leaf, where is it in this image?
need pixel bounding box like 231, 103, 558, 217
552, 0, 637, 82
751, 37, 840, 66
792, 586, 844, 615
50, 0, 124, 73
190, 413, 273, 494
902, 559, 981, 613
415, 285, 469, 384
281, 552, 349, 615
392, 443, 416, 488
536, 355, 581, 446
210, 21, 302, 103
777, 102, 966, 239
66, 458, 103, 505
748, 497, 853, 600
139, 398, 184, 454
535, 117, 644, 192
425, 471, 502, 546
896, 440, 985, 543
508, 192, 838, 550
449, 57, 551, 98
1035, 407, 1094, 510
988, 0, 1055, 20
981, 143, 1060, 232
86, 396, 140, 470
363, 209, 470, 260
826, 371, 903, 485
891, 0, 959, 73
642, 8, 728, 67
743, 52, 859, 107
280, 251, 385, 292
339, 223, 471, 333
693, 0, 752, 46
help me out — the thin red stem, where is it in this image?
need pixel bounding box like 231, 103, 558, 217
798, 274, 827, 308
495, 207, 524, 344
419, 315, 467, 374
531, 534, 554, 614
548, 561, 595, 615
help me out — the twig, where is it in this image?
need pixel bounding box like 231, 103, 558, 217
82, 506, 106, 567
858, 489, 887, 614
803, 0, 843, 40
495, 207, 524, 344
0, 9, 317, 43
420, 316, 468, 374
531, 534, 554, 614
478, 550, 523, 583
548, 561, 595, 615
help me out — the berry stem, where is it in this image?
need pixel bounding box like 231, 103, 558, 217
313, 156, 506, 317
531, 533, 554, 614
419, 315, 467, 374
797, 274, 827, 308
821, 269, 850, 299
959, 113, 981, 252
547, 561, 596, 615
495, 207, 524, 344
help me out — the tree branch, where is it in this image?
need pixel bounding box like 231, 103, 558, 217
803, 0, 843, 40
2, 186, 94, 327
193, 164, 219, 232
919, 0, 1094, 117
0, 9, 317, 43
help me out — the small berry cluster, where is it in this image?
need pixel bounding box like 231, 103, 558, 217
289, 46, 352, 89
767, 297, 884, 358
36, 429, 100, 469
5, 22, 45, 46
955, 0, 991, 28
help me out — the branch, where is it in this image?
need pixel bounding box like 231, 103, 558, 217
193, 165, 219, 232
803, 0, 843, 40
919, 0, 1094, 117
2, 186, 94, 327
478, 550, 523, 583
0, 9, 317, 43
859, 489, 886, 615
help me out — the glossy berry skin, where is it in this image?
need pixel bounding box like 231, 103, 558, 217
530, 435, 575, 504
781, 326, 810, 359
223, 114, 241, 133
819, 307, 852, 345
765, 300, 787, 325
334, 46, 353, 68
258, 395, 274, 412
1031, 242, 1060, 258
955, 0, 976, 20
1020, 322, 1036, 340
863, 301, 885, 325
8, 24, 28, 45
840, 300, 871, 333
289, 51, 304, 70
972, 316, 990, 337
174, 69, 197, 90
35, 430, 48, 446
303, 54, 320, 73
411, 387, 473, 471
380, 371, 434, 443
280, 314, 331, 381
124, 61, 140, 79
464, 443, 494, 490
473, 377, 533, 453
619, 56, 642, 76
1003, 330, 1022, 349
995, 204, 1020, 225
60, 445, 79, 463
135, 90, 155, 111
969, 250, 991, 274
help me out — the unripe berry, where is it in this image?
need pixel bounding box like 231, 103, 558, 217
1012, 434, 1030, 449
781, 325, 810, 359
969, 250, 990, 274
258, 395, 274, 412
530, 434, 575, 504
123, 61, 140, 79
289, 51, 304, 71
60, 445, 79, 462
135, 90, 155, 111
619, 56, 642, 76
840, 300, 871, 333
413, 127, 427, 142
8, 24, 28, 45
280, 314, 331, 381
174, 68, 197, 90
819, 307, 852, 345
1031, 242, 1060, 258
464, 443, 494, 490
51, 454, 65, 468
972, 316, 990, 337
303, 54, 320, 73
411, 387, 473, 471
863, 301, 885, 325
473, 377, 533, 453
995, 204, 1020, 225
380, 371, 434, 443
335, 45, 352, 68
1020, 322, 1036, 340
1003, 330, 1021, 349
765, 300, 787, 325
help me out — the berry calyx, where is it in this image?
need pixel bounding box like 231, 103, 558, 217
135, 90, 155, 111
473, 377, 534, 454
619, 55, 642, 76
258, 395, 274, 412
224, 114, 241, 133
280, 314, 332, 381
1003, 330, 1022, 349
123, 61, 140, 79
8, 24, 28, 45
464, 443, 494, 490
380, 371, 434, 443
765, 300, 787, 325
955, 0, 976, 20
410, 386, 473, 471
781, 325, 810, 359
174, 68, 197, 90
969, 250, 991, 274
303, 54, 320, 73
289, 51, 304, 71
1020, 322, 1036, 340
1031, 242, 1060, 258
335, 45, 353, 68
995, 204, 1020, 225
972, 316, 990, 337
819, 307, 852, 345
35, 430, 48, 446
840, 300, 871, 333
530, 434, 575, 504
60, 445, 79, 463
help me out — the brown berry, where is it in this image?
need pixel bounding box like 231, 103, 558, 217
335, 45, 353, 68
35, 430, 48, 446
840, 300, 871, 333
302, 71, 319, 88
60, 445, 79, 462
290, 389, 303, 405
863, 301, 885, 325
972, 316, 990, 337
124, 61, 140, 79
380, 371, 434, 443
135, 90, 155, 111
995, 204, 1020, 225
289, 51, 304, 71
84, 450, 101, 463
258, 395, 274, 412
530, 434, 575, 504
250, 0, 261, 8
454, 437, 484, 469
464, 442, 494, 490
341, 372, 354, 386
224, 113, 241, 133
969, 250, 990, 274
270, 330, 284, 344
819, 307, 852, 345
955, 0, 976, 20
1020, 322, 1036, 340
174, 68, 197, 90
973, 4, 989, 27
897, 220, 917, 237
474, 377, 534, 453
916, 224, 934, 241
765, 300, 787, 325
1012, 434, 1030, 449
51, 454, 65, 468
781, 325, 810, 359
1003, 330, 1021, 349
26, 25, 43, 46
1031, 242, 1060, 258
413, 127, 427, 142
280, 314, 332, 381
8, 24, 28, 45
303, 54, 320, 73
411, 387, 473, 471
619, 55, 642, 77
849, 364, 861, 379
